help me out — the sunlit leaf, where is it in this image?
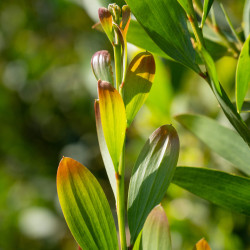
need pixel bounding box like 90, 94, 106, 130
128, 125, 179, 243
176, 0, 193, 16
126, 0, 200, 73
172, 167, 250, 216
91, 50, 114, 85
98, 7, 113, 43
57, 157, 118, 250
201, 0, 214, 28
175, 114, 250, 175
121, 51, 155, 126
133, 232, 142, 250
120, 5, 131, 37
199, 46, 250, 145
94, 100, 116, 198
142, 205, 171, 250
98, 80, 126, 171
194, 238, 211, 250
236, 35, 250, 112
243, 0, 250, 37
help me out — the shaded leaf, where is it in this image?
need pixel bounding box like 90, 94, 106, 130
236, 35, 250, 112
199, 46, 250, 145
194, 238, 211, 250
142, 205, 171, 250
243, 0, 250, 37
120, 5, 131, 37
98, 7, 113, 43
94, 100, 116, 198
121, 51, 155, 126
172, 167, 250, 216
91, 50, 114, 85
126, 0, 200, 72
175, 114, 250, 175
57, 157, 118, 250
201, 0, 214, 28
98, 80, 126, 171
128, 125, 179, 243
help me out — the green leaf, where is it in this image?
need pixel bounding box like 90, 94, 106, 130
172, 167, 250, 216
128, 125, 179, 243
199, 46, 250, 145
126, 0, 200, 73
236, 35, 250, 113
94, 100, 116, 198
91, 50, 114, 86
243, 0, 250, 37
176, 0, 193, 16
57, 157, 118, 250
98, 80, 127, 171
194, 238, 211, 250
121, 51, 155, 126
175, 114, 250, 175
133, 232, 142, 250
201, 0, 214, 28
142, 205, 172, 250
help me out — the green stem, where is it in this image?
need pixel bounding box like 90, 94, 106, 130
116, 143, 127, 250
114, 43, 122, 89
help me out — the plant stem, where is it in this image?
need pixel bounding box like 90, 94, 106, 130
116, 143, 127, 250
114, 43, 122, 89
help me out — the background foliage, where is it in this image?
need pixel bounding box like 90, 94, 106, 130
0, 0, 249, 249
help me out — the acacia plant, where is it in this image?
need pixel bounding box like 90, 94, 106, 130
57, 0, 250, 249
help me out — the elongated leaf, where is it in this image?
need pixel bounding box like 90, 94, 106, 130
172, 167, 250, 216
176, 0, 193, 16
142, 205, 171, 250
94, 100, 116, 198
57, 157, 118, 250
201, 0, 214, 28
128, 125, 179, 243
175, 114, 250, 175
121, 52, 155, 126
91, 50, 114, 86
243, 0, 250, 37
194, 238, 211, 250
98, 80, 126, 171
199, 46, 250, 145
133, 232, 142, 250
98, 8, 113, 43
236, 35, 250, 112
127, 20, 227, 62
126, 0, 200, 73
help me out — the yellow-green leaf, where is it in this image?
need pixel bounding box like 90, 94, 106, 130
121, 51, 155, 126
57, 157, 118, 250
236, 35, 250, 113
98, 7, 113, 43
194, 238, 211, 250
98, 80, 126, 171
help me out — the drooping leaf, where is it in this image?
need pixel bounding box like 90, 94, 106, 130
57, 157, 118, 250
175, 114, 250, 175
199, 46, 250, 146
172, 167, 250, 216
201, 0, 214, 28
98, 7, 113, 43
94, 100, 116, 198
236, 35, 250, 113
126, 0, 200, 73
194, 238, 211, 250
121, 51, 155, 126
128, 125, 179, 243
91, 50, 114, 85
98, 80, 126, 171
142, 205, 172, 250
243, 0, 250, 37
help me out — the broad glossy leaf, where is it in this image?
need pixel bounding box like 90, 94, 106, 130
95, 100, 116, 198
199, 46, 250, 145
194, 238, 211, 250
121, 51, 155, 126
142, 205, 171, 250
57, 157, 118, 250
98, 8, 113, 43
126, 0, 200, 73
172, 167, 250, 216
236, 35, 250, 112
128, 125, 179, 243
91, 50, 114, 86
175, 114, 250, 175
243, 0, 250, 37
98, 80, 126, 171
201, 0, 214, 28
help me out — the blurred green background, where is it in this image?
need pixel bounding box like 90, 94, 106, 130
0, 0, 249, 249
